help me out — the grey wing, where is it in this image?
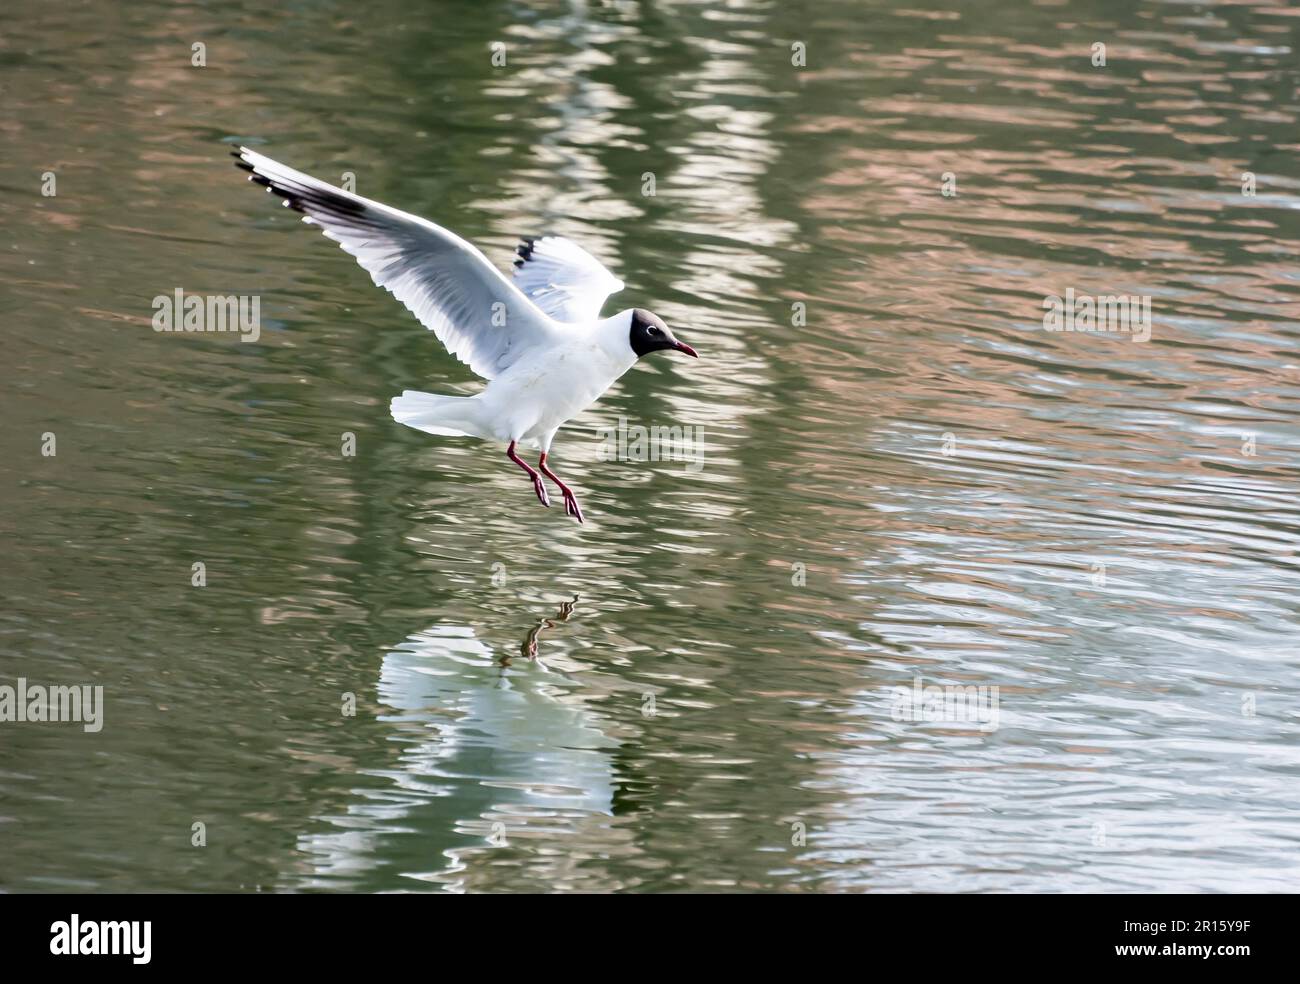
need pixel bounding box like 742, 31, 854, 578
512, 236, 624, 323
235, 146, 559, 379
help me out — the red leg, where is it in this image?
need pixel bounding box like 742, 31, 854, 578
507, 440, 549, 507
538, 452, 584, 523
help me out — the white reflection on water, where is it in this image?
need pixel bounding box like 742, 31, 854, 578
297, 616, 618, 891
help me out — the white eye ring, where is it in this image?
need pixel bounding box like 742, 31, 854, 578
648, 326, 660, 335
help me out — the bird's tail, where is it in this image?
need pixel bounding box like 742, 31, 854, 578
390, 390, 482, 438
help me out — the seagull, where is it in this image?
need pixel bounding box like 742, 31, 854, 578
233, 146, 698, 523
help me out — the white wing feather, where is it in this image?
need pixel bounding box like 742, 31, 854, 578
235, 146, 560, 380
512, 236, 624, 323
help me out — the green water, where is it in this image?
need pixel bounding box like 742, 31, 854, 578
2, 0, 1299, 892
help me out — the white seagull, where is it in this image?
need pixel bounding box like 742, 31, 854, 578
233, 146, 698, 523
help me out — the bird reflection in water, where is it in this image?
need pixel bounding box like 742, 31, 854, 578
512, 595, 580, 665
294, 594, 615, 886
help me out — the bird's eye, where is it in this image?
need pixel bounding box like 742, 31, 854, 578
648, 326, 660, 335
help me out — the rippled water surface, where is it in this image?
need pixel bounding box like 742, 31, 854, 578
3, 0, 1300, 892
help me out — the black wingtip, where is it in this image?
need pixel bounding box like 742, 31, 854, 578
514, 236, 539, 268
231, 148, 370, 223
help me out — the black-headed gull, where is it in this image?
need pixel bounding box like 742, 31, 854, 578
233, 147, 697, 523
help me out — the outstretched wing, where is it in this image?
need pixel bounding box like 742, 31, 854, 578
512, 236, 624, 323
234, 146, 560, 380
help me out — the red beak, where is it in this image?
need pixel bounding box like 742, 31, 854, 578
672, 340, 699, 358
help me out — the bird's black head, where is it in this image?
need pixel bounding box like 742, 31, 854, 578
628, 308, 698, 360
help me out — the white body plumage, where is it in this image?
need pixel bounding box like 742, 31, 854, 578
391, 310, 639, 451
